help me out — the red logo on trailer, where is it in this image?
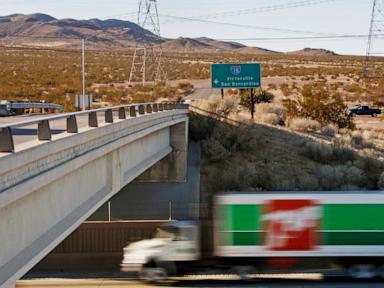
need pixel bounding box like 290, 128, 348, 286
262, 200, 319, 251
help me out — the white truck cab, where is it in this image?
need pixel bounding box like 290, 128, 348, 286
121, 221, 199, 281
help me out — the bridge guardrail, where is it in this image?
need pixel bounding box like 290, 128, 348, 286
0, 102, 189, 153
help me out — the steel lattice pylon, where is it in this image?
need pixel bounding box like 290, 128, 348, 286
364, 0, 384, 78
129, 0, 166, 85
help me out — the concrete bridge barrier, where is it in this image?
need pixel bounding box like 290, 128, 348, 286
0, 103, 189, 288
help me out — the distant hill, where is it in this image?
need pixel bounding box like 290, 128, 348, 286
236, 46, 280, 55
0, 13, 162, 48
195, 37, 246, 50
0, 13, 340, 55
161, 37, 212, 52
160, 36, 278, 55
288, 47, 338, 56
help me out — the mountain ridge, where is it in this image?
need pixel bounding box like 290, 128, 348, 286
0, 13, 339, 55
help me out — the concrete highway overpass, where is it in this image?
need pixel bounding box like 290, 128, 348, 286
0, 103, 189, 288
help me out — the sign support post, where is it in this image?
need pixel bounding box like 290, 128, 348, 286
250, 88, 255, 120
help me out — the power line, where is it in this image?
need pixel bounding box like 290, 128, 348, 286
115, 0, 342, 36
159, 13, 342, 36
160, 0, 339, 25
216, 34, 382, 41
2, 33, 378, 47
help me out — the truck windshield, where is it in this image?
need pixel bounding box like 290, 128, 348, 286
155, 227, 176, 239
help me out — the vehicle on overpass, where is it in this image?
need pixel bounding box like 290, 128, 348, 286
349, 105, 381, 117
121, 192, 384, 282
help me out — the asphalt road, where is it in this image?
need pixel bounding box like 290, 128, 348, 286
16, 278, 384, 288
186, 79, 218, 100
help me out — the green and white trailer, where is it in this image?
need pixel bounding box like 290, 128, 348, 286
216, 193, 384, 257
121, 192, 384, 281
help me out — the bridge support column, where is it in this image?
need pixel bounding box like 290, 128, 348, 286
137, 120, 188, 182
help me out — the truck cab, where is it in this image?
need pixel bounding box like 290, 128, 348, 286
0, 100, 11, 116
121, 221, 199, 281
349, 105, 381, 117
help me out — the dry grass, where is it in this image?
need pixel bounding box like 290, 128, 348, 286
320, 124, 338, 137
255, 103, 286, 126
289, 118, 321, 132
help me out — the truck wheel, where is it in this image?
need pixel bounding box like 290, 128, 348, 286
351, 113, 356, 117
377, 265, 384, 278
372, 113, 378, 117
348, 264, 377, 279
139, 267, 167, 284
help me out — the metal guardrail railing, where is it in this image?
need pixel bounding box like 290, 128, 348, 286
0, 102, 189, 153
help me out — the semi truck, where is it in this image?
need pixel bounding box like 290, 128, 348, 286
121, 192, 384, 282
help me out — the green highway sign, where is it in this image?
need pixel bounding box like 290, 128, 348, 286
211, 63, 261, 89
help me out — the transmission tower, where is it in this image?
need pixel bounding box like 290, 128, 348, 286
364, 0, 384, 78
129, 0, 166, 85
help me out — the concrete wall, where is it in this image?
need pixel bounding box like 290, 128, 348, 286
137, 120, 189, 182
90, 142, 200, 221
0, 109, 188, 288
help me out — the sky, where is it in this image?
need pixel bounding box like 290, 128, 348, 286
1, 0, 382, 55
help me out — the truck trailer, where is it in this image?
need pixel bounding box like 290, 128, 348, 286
121, 192, 384, 281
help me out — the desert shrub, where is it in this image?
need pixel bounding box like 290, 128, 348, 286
177, 81, 194, 95
227, 88, 237, 96
378, 172, 384, 189
205, 96, 237, 119
318, 164, 365, 190
284, 84, 355, 129
350, 130, 374, 149
302, 141, 356, 164
202, 138, 230, 162
302, 141, 334, 163
333, 130, 375, 150
270, 176, 296, 191
320, 124, 338, 137
296, 174, 321, 190
226, 127, 262, 153
240, 89, 275, 109
354, 150, 384, 189
207, 157, 267, 192
190, 112, 263, 156
189, 114, 216, 142
256, 89, 275, 103
289, 118, 321, 132
267, 83, 277, 90
261, 113, 280, 125
280, 83, 291, 96
255, 103, 286, 126
332, 145, 356, 163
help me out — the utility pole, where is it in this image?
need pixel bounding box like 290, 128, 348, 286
128, 0, 166, 85
82, 38, 86, 110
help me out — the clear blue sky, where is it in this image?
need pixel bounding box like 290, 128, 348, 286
1, 0, 382, 55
